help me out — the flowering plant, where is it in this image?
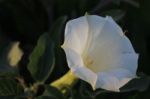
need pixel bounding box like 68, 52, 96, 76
62, 15, 138, 92
0, 0, 149, 99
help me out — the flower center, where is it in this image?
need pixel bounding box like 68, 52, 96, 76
84, 55, 94, 67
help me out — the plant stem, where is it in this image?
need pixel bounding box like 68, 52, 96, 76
50, 70, 78, 95
16, 76, 27, 89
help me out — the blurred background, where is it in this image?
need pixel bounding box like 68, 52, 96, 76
0, 0, 150, 99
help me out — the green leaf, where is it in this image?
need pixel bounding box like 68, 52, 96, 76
128, 94, 139, 99
36, 96, 57, 99
47, 16, 68, 83
79, 81, 97, 99
0, 78, 24, 97
0, 66, 18, 77
49, 16, 67, 46
27, 33, 55, 83
79, 81, 111, 98
36, 85, 64, 99
112, 0, 121, 5
120, 73, 150, 92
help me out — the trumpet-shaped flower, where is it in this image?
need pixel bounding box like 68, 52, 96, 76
62, 15, 138, 92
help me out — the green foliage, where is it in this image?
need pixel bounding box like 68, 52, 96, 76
37, 85, 64, 99
49, 16, 67, 46
120, 73, 150, 92
27, 33, 55, 83
77, 81, 109, 99
48, 16, 68, 83
0, 78, 24, 98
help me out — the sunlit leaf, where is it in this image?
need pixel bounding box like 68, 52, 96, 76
0, 42, 20, 77
7, 42, 23, 67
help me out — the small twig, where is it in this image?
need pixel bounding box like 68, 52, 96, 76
16, 76, 34, 99
90, 0, 112, 14
16, 76, 27, 89
123, 0, 140, 8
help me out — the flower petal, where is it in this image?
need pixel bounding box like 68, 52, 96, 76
72, 66, 97, 90
63, 48, 84, 68
86, 15, 135, 54
63, 48, 97, 89
62, 16, 89, 54
117, 53, 139, 74
96, 68, 135, 92
63, 15, 139, 92
83, 15, 138, 73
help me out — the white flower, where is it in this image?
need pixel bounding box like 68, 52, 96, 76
62, 15, 138, 92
